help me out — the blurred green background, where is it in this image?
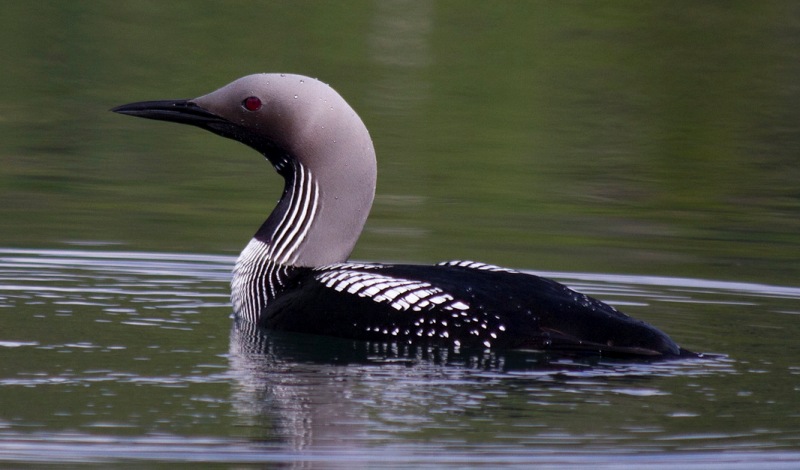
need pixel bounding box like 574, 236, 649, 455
1, 1, 798, 285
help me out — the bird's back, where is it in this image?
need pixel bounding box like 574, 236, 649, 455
259, 261, 684, 357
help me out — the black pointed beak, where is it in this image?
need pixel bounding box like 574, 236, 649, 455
111, 99, 227, 128
112, 97, 276, 157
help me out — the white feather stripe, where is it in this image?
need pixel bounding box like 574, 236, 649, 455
390, 298, 410, 311
280, 166, 314, 264
313, 268, 467, 313
361, 284, 384, 297
233, 239, 264, 321
318, 262, 380, 271
230, 165, 320, 322
233, 238, 302, 323
437, 260, 518, 273
287, 169, 319, 265
319, 271, 392, 292
270, 164, 305, 263
347, 275, 403, 293
264, 164, 298, 261
372, 282, 419, 302
273, 164, 306, 264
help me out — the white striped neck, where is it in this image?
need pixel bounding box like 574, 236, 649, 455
231, 158, 320, 322
231, 239, 298, 323
252, 159, 321, 266
245, 143, 374, 269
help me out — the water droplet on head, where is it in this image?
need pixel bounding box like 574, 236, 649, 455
293, 95, 298, 99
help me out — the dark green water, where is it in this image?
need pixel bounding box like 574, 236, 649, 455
1, 2, 799, 467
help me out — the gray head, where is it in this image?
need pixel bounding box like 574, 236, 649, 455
113, 74, 377, 267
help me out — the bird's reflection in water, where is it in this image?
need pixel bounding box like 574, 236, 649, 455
227, 319, 612, 451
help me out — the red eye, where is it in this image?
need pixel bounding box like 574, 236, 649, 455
242, 96, 262, 111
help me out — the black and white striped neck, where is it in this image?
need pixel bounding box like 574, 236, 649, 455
257, 159, 320, 267
231, 253, 298, 324
231, 158, 318, 322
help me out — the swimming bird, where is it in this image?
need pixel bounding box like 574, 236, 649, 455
113, 73, 692, 358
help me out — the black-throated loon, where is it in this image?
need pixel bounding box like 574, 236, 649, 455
113, 73, 693, 358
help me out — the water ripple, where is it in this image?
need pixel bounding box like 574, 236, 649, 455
1, 247, 798, 466
1, 431, 799, 468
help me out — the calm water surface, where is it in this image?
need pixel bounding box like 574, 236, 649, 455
2, 248, 799, 467
2, 1, 800, 467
